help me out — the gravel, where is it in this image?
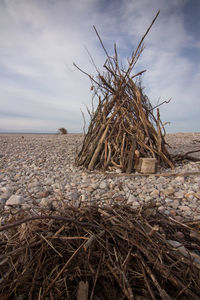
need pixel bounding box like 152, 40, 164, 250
0, 132, 200, 221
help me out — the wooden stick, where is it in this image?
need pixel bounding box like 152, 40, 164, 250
139, 254, 171, 300
88, 124, 110, 170
0, 215, 99, 232
76, 281, 89, 300
126, 136, 136, 173
43, 240, 86, 297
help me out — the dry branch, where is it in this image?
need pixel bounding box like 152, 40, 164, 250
0, 203, 200, 299
173, 149, 200, 162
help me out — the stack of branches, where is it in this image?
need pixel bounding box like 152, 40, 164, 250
75, 11, 174, 173
0, 203, 200, 299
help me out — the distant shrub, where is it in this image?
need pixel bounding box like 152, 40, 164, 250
58, 127, 68, 135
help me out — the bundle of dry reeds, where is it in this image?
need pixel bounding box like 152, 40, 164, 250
0, 203, 200, 299
75, 11, 174, 173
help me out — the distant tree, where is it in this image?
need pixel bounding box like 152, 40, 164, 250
58, 127, 68, 134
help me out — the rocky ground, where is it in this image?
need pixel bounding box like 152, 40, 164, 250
0, 132, 200, 222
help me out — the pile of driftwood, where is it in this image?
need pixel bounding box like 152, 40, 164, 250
75, 12, 174, 173
0, 203, 200, 299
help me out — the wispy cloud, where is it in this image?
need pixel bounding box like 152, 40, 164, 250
0, 0, 199, 132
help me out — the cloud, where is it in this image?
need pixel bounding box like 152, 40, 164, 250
0, 0, 199, 132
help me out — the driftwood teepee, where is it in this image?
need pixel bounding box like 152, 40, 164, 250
75, 12, 174, 173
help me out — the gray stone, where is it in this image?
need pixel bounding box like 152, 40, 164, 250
188, 203, 197, 209
184, 191, 195, 198
0, 198, 6, 207
171, 200, 180, 209
194, 177, 200, 183
136, 188, 143, 194
144, 196, 152, 202
85, 186, 94, 192
174, 176, 185, 183
31, 187, 41, 194
185, 194, 195, 201
37, 190, 51, 198
127, 194, 137, 204
14, 173, 21, 180
99, 181, 107, 189
193, 184, 200, 192
150, 189, 160, 197
132, 201, 140, 208
28, 181, 39, 189
175, 215, 183, 222
46, 178, 54, 185
168, 240, 188, 256
91, 183, 99, 189
0, 181, 7, 187
167, 240, 182, 248
52, 200, 62, 209
175, 231, 185, 239
169, 209, 176, 217
1, 192, 11, 200
39, 198, 52, 207
114, 196, 125, 202
158, 206, 165, 212
95, 194, 101, 200
165, 198, 173, 203
68, 192, 80, 200
162, 188, 175, 196
174, 191, 185, 199
195, 191, 200, 200
179, 205, 190, 212
6, 195, 24, 206
0, 187, 14, 200
21, 203, 31, 210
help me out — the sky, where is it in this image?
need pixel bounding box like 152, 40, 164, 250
0, 0, 200, 133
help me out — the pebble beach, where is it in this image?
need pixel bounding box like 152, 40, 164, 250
1, 132, 200, 222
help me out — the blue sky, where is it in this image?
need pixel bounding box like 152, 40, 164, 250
0, 0, 199, 133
